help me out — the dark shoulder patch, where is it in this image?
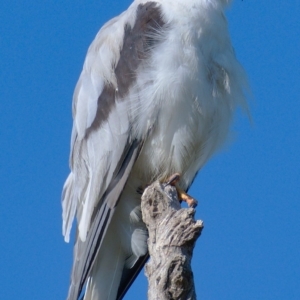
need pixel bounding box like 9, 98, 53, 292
86, 2, 166, 136
116, 2, 165, 97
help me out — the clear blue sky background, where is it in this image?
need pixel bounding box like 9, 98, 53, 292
1, 0, 299, 299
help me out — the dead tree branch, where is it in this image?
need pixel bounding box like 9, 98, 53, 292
141, 181, 203, 300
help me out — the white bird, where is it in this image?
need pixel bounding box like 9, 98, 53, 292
62, 0, 248, 299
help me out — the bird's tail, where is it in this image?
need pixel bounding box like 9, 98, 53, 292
83, 232, 126, 300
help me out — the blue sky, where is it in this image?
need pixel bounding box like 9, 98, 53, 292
0, 0, 299, 299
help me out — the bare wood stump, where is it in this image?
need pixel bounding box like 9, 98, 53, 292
141, 181, 204, 300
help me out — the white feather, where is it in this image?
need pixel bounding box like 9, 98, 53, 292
62, 0, 248, 298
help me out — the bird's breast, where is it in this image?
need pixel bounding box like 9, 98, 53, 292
131, 20, 234, 189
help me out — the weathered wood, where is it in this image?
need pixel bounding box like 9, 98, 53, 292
141, 181, 204, 300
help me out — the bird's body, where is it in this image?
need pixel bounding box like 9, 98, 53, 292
62, 0, 247, 299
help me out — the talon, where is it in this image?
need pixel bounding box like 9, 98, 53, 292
164, 173, 198, 208
176, 187, 198, 208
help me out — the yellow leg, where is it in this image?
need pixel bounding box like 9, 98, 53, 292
166, 173, 198, 208
176, 186, 198, 208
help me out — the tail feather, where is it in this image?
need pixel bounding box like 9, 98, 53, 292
84, 234, 126, 300
62, 173, 77, 243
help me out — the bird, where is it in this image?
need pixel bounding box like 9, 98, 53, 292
62, 0, 248, 299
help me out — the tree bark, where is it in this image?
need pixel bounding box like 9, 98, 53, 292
141, 180, 204, 300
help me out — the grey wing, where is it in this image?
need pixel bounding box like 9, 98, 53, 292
62, 2, 167, 299
61, 8, 143, 300
62, 10, 135, 244
66, 138, 143, 300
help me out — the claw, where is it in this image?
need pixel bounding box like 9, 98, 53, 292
176, 186, 198, 208
165, 173, 198, 208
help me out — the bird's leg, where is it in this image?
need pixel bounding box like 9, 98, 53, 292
166, 173, 198, 208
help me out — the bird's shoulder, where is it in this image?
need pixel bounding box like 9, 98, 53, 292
72, 1, 167, 143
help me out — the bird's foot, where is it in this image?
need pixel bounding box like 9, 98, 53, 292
166, 173, 198, 208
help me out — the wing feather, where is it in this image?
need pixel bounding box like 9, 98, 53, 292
62, 2, 167, 299
62, 4, 136, 243
67, 139, 143, 300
